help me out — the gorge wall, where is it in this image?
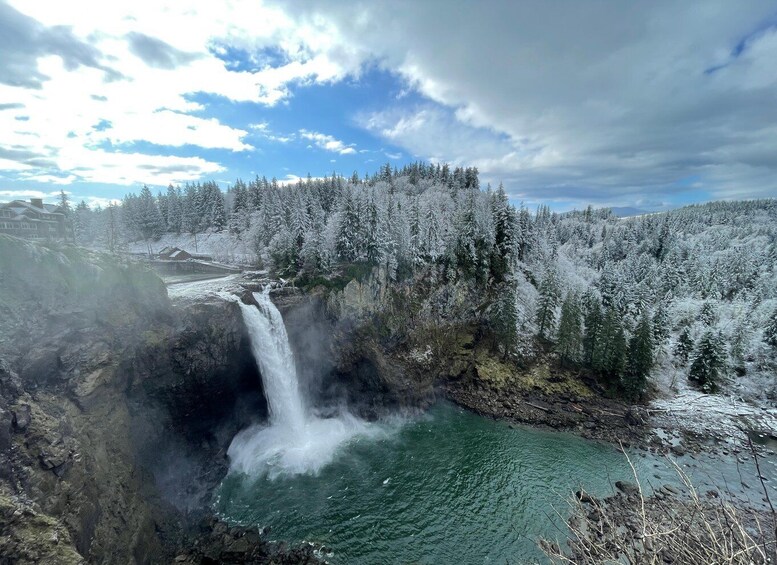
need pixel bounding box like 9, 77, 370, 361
0, 236, 266, 563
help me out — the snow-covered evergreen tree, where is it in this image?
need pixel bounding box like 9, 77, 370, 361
556, 292, 583, 367
689, 331, 726, 393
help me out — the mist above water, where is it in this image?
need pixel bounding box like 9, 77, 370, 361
228, 291, 376, 479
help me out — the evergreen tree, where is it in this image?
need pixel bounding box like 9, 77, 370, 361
58, 189, 71, 213
689, 331, 726, 393
490, 183, 515, 283
156, 190, 169, 229
651, 301, 669, 346
582, 292, 604, 367
729, 320, 749, 375
166, 185, 182, 234
764, 307, 777, 350
335, 189, 360, 262
268, 226, 297, 274
182, 184, 201, 251
555, 292, 582, 367
135, 185, 165, 243
536, 268, 560, 340
699, 302, 717, 326
593, 307, 627, 382
454, 190, 478, 278
674, 327, 694, 365
489, 281, 519, 358
58, 189, 75, 241
624, 312, 653, 399
73, 200, 91, 245
364, 197, 384, 264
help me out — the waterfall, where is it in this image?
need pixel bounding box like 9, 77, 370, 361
228, 289, 376, 479
238, 292, 306, 430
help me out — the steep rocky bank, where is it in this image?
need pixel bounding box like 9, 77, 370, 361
0, 236, 277, 563
284, 269, 650, 446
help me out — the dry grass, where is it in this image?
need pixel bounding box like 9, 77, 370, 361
540, 451, 777, 564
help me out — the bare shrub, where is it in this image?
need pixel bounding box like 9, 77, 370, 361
541, 453, 776, 564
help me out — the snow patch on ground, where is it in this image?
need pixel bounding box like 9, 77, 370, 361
126, 231, 258, 265
651, 387, 777, 445
166, 272, 267, 301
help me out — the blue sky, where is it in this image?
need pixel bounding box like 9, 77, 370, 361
1, 1, 776, 211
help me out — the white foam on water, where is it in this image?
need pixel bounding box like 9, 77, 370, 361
228, 290, 378, 479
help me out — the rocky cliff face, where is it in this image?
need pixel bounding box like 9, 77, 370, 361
0, 236, 265, 563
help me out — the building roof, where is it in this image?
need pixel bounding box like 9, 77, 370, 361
1, 200, 65, 216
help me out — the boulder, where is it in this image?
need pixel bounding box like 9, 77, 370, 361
11, 404, 31, 431
615, 480, 641, 497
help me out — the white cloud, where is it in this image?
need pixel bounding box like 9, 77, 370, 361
250, 122, 295, 143
0, 0, 360, 186
299, 129, 357, 155
266, 1, 777, 205
0, 189, 66, 199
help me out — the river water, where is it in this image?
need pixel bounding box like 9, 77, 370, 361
218, 402, 770, 564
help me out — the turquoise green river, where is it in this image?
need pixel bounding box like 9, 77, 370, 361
216, 403, 685, 564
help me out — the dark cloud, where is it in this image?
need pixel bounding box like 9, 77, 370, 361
0, 2, 120, 88
278, 0, 777, 206
0, 147, 49, 162
126, 32, 200, 70
0, 145, 60, 174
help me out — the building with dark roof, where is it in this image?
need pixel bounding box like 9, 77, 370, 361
0, 198, 72, 241
158, 246, 193, 261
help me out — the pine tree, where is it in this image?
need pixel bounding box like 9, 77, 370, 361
490, 183, 515, 283
674, 327, 694, 365
135, 185, 165, 244
182, 184, 201, 251
454, 191, 477, 278
536, 268, 560, 340
699, 302, 717, 326
73, 200, 91, 245
364, 197, 384, 264
593, 307, 627, 382
489, 282, 519, 358
335, 189, 360, 262
764, 307, 777, 350
58, 189, 75, 241
582, 292, 604, 367
607, 321, 628, 383
689, 331, 726, 393
651, 302, 669, 346
166, 185, 182, 234
555, 292, 582, 367
729, 320, 749, 375
623, 312, 653, 399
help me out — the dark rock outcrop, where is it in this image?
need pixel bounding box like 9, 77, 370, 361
0, 237, 270, 563
174, 519, 321, 564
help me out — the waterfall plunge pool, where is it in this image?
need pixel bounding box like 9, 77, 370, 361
215, 402, 775, 564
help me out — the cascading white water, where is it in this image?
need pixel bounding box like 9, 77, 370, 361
228, 289, 376, 479
238, 292, 306, 431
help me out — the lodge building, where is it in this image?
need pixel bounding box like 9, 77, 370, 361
0, 198, 72, 240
